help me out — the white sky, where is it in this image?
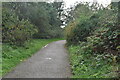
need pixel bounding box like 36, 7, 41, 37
63, 0, 111, 8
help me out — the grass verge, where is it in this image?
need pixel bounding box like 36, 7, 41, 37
68, 45, 119, 78
2, 38, 63, 77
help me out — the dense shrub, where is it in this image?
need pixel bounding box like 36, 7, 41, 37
65, 14, 100, 45
65, 2, 120, 77
2, 8, 37, 46
65, 21, 78, 45
65, 2, 120, 52
68, 44, 119, 78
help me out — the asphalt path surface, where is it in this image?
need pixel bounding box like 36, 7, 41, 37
4, 40, 71, 78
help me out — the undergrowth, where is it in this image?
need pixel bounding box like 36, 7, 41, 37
68, 44, 119, 78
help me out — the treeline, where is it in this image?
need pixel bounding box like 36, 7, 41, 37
2, 2, 64, 46
65, 2, 120, 78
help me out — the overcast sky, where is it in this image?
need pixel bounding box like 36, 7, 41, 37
63, 0, 111, 8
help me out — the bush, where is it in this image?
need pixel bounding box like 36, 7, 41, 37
65, 21, 78, 45
68, 44, 119, 78
65, 2, 120, 51
65, 13, 100, 45
2, 8, 37, 46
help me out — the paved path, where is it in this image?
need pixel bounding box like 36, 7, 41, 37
4, 40, 71, 78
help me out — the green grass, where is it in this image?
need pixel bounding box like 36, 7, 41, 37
68, 45, 119, 78
2, 38, 63, 77
0, 44, 2, 77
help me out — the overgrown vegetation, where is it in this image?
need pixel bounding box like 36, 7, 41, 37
2, 7, 37, 45
68, 42, 119, 78
65, 2, 120, 78
2, 2, 64, 46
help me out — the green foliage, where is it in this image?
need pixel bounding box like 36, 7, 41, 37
2, 2, 64, 46
68, 45, 119, 78
2, 38, 63, 76
2, 2, 63, 39
64, 21, 78, 45
65, 2, 120, 78
65, 2, 119, 46
65, 3, 100, 45
2, 7, 37, 46
65, 2, 120, 52
65, 16, 99, 45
